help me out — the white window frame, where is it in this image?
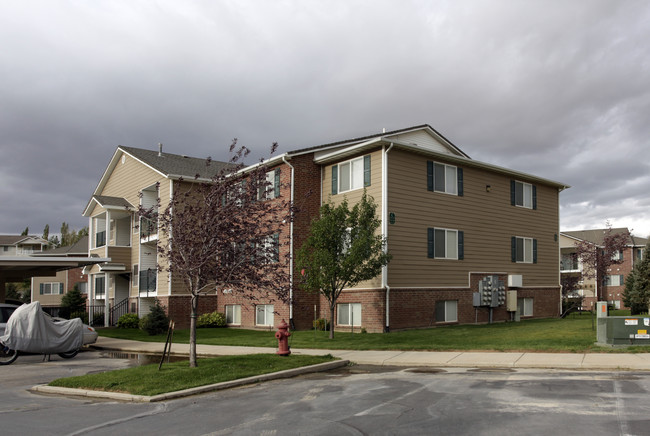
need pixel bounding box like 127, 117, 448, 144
436, 300, 458, 323
518, 297, 533, 317
605, 275, 624, 287
225, 305, 241, 325
433, 162, 458, 195
515, 237, 533, 263
255, 304, 274, 326
514, 181, 533, 209
41, 282, 63, 295
337, 303, 361, 326
338, 157, 365, 193
434, 228, 458, 260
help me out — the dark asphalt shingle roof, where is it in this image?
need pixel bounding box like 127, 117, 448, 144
120, 146, 233, 179
93, 196, 134, 209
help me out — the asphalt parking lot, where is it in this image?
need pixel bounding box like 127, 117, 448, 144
3, 350, 650, 435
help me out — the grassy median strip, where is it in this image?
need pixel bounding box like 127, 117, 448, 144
48, 354, 336, 396
99, 313, 642, 353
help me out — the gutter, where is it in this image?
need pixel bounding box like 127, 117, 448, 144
282, 156, 295, 328
382, 142, 394, 332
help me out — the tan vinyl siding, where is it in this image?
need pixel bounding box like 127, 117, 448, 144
321, 148, 383, 289
387, 149, 560, 288
106, 246, 131, 266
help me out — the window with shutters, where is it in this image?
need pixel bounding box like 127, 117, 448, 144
427, 228, 464, 260
40, 282, 64, 295
331, 155, 371, 194
605, 275, 624, 286
512, 236, 537, 263
511, 180, 536, 209
427, 161, 462, 196
258, 169, 281, 200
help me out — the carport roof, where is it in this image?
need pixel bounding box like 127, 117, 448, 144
0, 256, 110, 283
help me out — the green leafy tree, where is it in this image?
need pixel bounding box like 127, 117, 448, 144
296, 192, 391, 339
622, 243, 650, 315
21, 227, 29, 236
42, 224, 49, 241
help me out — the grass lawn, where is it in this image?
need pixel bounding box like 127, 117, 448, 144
98, 311, 650, 353
48, 354, 336, 396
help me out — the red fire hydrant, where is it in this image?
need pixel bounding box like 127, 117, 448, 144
275, 319, 291, 356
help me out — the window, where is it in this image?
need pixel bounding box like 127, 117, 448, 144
435, 300, 458, 323
560, 254, 578, 271
95, 230, 106, 247
256, 304, 274, 326
511, 237, 537, 263
2, 246, 8, 252
95, 276, 105, 298
638, 248, 645, 260
518, 298, 533, 316
511, 180, 537, 209
225, 305, 241, 325
39, 282, 63, 295
611, 250, 624, 261
331, 155, 371, 194
427, 228, 464, 260
605, 275, 624, 287
132, 264, 139, 287
259, 169, 281, 200
77, 282, 88, 294
260, 233, 280, 263
337, 303, 361, 326
427, 161, 463, 196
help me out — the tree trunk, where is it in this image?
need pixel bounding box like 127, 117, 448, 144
189, 293, 199, 367
329, 304, 335, 339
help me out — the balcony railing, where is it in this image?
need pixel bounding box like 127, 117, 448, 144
139, 269, 157, 294
140, 217, 158, 243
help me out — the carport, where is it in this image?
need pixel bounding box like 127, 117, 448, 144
0, 256, 110, 302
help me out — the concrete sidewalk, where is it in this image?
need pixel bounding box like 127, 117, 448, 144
92, 336, 650, 371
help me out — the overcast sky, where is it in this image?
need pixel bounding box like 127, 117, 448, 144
1, 0, 649, 240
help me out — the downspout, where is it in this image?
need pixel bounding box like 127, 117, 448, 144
383, 142, 394, 332
282, 156, 295, 329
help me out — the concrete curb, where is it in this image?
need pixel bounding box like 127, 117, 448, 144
30, 359, 350, 402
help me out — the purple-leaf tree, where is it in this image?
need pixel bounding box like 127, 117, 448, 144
139, 141, 292, 367
573, 224, 630, 303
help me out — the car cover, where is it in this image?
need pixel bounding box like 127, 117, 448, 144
0, 301, 83, 353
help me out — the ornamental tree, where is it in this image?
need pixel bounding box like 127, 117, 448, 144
140, 141, 292, 367
295, 191, 391, 339
573, 224, 630, 302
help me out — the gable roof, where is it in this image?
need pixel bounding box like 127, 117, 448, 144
85, 145, 235, 215
0, 235, 48, 246
289, 124, 471, 158
32, 236, 89, 257
561, 228, 647, 247
119, 146, 233, 180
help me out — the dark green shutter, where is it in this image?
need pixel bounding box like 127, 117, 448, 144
427, 228, 434, 258
533, 239, 538, 263
40, 283, 44, 295
532, 185, 537, 210
511, 236, 517, 262
427, 161, 433, 191
332, 165, 338, 195
273, 233, 280, 262
457, 168, 463, 196
363, 155, 371, 187
510, 180, 516, 206
458, 231, 464, 260
274, 169, 281, 198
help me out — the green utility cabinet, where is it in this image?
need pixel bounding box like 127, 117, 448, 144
596, 302, 650, 346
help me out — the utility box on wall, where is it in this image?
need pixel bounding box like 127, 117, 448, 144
508, 275, 522, 288
506, 291, 517, 312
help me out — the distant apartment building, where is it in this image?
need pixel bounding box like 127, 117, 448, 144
560, 228, 648, 310
0, 235, 48, 256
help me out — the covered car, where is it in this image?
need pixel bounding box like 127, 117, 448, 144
0, 301, 83, 354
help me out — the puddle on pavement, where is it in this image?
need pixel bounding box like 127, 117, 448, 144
101, 351, 188, 366
468, 367, 515, 373
406, 368, 447, 374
